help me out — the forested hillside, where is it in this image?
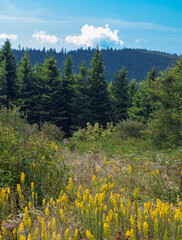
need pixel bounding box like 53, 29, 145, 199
12, 47, 179, 82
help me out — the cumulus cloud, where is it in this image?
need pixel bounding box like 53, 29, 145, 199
0, 33, 18, 41
65, 24, 123, 48
32, 31, 61, 44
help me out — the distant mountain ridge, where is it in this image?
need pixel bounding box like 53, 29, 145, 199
12, 47, 180, 82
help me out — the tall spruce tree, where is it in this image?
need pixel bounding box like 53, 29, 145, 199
73, 61, 89, 128
0, 40, 18, 106
111, 67, 129, 123
17, 51, 35, 121
87, 48, 111, 126
60, 55, 76, 135
38, 55, 62, 124
128, 67, 156, 123
0, 60, 8, 107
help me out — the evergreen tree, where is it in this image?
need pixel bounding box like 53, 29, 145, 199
0, 60, 8, 107
128, 67, 156, 123
17, 51, 35, 120
128, 79, 137, 108
60, 55, 75, 135
87, 48, 111, 126
73, 61, 89, 128
111, 67, 129, 123
148, 60, 182, 146
38, 55, 62, 124
0, 40, 18, 106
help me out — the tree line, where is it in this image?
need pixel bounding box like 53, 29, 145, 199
1, 40, 182, 145
12, 46, 179, 83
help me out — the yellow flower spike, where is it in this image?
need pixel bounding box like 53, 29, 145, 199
130, 229, 135, 240
45, 207, 49, 218
115, 213, 119, 229
146, 160, 150, 167
130, 214, 135, 228
57, 234, 61, 240
125, 230, 131, 238
28, 202, 31, 209
74, 229, 78, 240
55, 145, 58, 151
33, 228, 39, 238
65, 228, 69, 239
134, 186, 139, 200
0, 235, 2, 240
143, 221, 149, 238
21, 172, 25, 184
42, 155, 45, 160
17, 184, 21, 192
156, 169, 159, 174
27, 233, 32, 240
86, 230, 94, 240
31, 182, 34, 191
52, 218, 56, 231
93, 175, 97, 182
137, 220, 142, 234
103, 222, 109, 238
43, 199, 46, 206
52, 232, 56, 240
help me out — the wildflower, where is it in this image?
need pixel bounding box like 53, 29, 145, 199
74, 229, 78, 240
103, 222, 109, 238
45, 207, 49, 218
21, 172, 25, 184
86, 230, 94, 240
65, 228, 69, 239
143, 221, 149, 237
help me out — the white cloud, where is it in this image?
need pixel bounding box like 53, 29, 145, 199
0, 33, 18, 41
65, 24, 123, 48
32, 31, 61, 44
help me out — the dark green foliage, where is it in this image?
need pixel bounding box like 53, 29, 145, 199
0, 40, 18, 106
87, 48, 111, 126
60, 55, 76, 135
110, 67, 129, 122
115, 119, 145, 139
73, 61, 89, 128
128, 68, 156, 123
12, 47, 179, 82
40, 123, 64, 141
0, 60, 8, 107
147, 58, 182, 146
17, 51, 36, 121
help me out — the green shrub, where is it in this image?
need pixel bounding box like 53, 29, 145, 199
0, 123, 69, 200
115, 119, 145, 139
40, 122, 65, 141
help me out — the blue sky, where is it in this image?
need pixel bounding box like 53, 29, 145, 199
0, 0, 182, 54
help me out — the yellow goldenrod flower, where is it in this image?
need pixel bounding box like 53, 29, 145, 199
21, 172, 25, 184
45, 207, 49, 218
31, 182, 34, 191
74, 229, 78, 240
27, 233, 32, 240
143, 221, 149, 237
86, 230, 94, 240
65, 228, 69, 239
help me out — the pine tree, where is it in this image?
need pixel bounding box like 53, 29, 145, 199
87, 48, 111, 126
111, 67, 129, 123
38, 55, 62, 124
0, 60, 8, 107
59, 55, 76, 135
17, 51, 35, 120
73, 61, 89, 128
128, 67, 156, 123
0, 40, 18, 106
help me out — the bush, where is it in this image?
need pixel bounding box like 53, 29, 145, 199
115, 119, 145, 139
0, 123, 69, 201
40, 122, 65, 141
